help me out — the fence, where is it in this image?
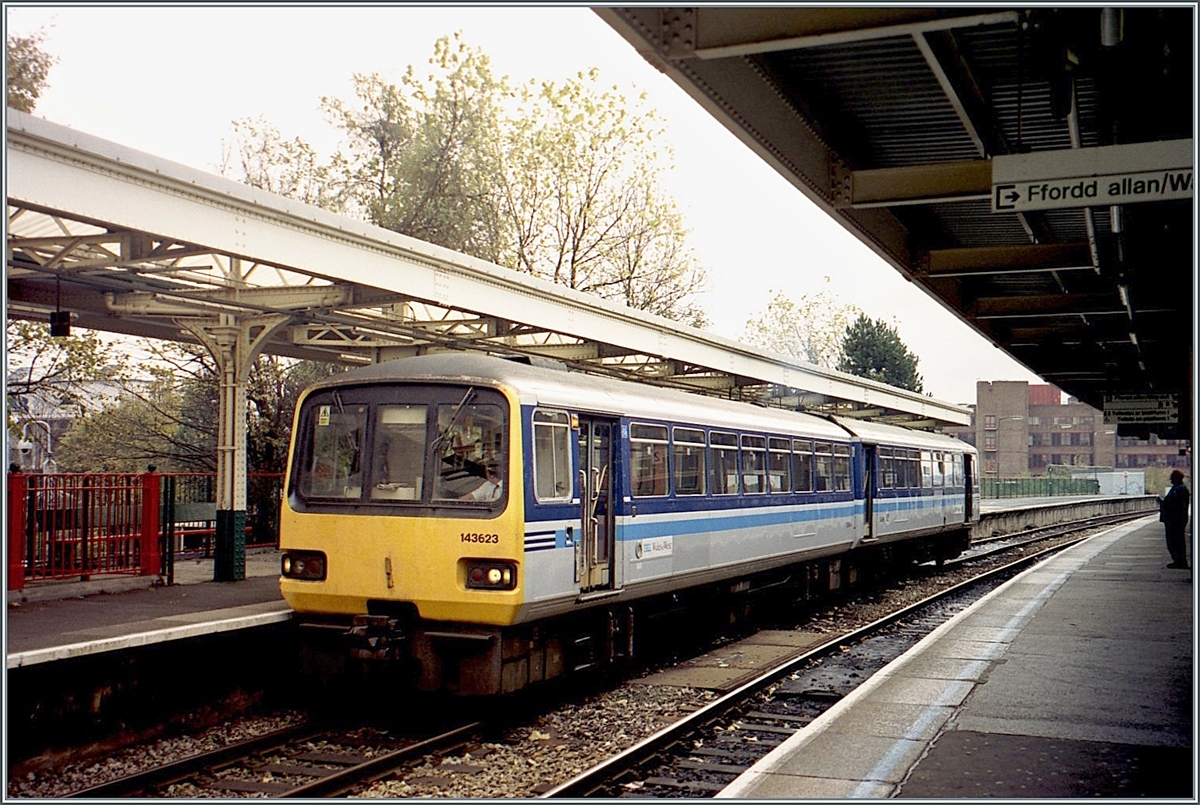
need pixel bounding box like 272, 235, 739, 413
981, 476, 1100, 499
7, 471, 284, 591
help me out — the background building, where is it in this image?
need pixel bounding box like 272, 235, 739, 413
943, 381, 1190, 491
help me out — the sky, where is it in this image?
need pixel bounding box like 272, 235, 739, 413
6, 4, 1045, 405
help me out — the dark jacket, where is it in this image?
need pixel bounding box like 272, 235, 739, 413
1162, 481, 1191, 528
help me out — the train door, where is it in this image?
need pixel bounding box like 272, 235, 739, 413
577, 416, 616, 593
964, 452, 976, 523
862, 444, 877, 542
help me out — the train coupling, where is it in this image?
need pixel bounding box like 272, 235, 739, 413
347, 614, 408, 662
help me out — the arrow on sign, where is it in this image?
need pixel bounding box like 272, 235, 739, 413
994, 184, 1019, 210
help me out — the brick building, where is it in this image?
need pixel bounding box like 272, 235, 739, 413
944, 381, 1190, 480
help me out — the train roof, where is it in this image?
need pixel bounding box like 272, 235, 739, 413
310, 353, 972, 450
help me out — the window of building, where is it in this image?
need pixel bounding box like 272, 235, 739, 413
983, 414, 997, 430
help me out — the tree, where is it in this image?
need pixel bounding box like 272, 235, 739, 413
220, 116, 337, 208
221, 34, 709, 326
6, 27, 56, 112
838, 314, 924, 392
742, 290, 862, 368
5, 321, 127, 436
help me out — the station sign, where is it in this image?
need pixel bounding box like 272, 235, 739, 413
1102, 393, 1179, 425
992, 139, 1193, 213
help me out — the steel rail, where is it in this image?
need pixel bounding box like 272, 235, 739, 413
541, 533, 1093, 798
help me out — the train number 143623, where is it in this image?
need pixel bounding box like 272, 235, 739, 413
460, 532, 499, 544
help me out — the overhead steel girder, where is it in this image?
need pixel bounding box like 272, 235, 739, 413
921, 243, 1095, 277
105, 286, 350, 317
656, 8, 1020, 60
972, 293, 1125, 320
7, 109, 969, 426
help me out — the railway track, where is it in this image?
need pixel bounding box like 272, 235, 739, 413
541, 534, 1093, 798
50, 513, 1143, 799
67, 720, 482, 798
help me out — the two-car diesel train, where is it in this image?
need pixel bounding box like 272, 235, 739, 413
279, 353, 978, 695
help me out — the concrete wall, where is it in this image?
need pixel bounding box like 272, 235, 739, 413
973, 495, 1159, 541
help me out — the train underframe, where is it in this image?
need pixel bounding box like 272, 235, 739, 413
297, 528, 969, 697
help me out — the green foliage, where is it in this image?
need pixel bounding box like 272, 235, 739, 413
6, 27, 56, 112
6, 321, 126, 436
837, 314, 924, 392
220, 33, 708, 326
742, 290, 862, 368
55, 341, 342, 473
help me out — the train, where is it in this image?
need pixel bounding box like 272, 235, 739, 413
279, 353, 979, 695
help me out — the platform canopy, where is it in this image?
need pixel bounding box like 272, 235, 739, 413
6, 109, 969, 428
597, 7, 1193, 439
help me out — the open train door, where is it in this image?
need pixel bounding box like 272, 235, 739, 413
862, 443, 877, 543
576, 415, 617, 593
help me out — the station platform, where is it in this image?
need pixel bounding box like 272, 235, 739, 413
719, 515, 1194, 799
6, 548, 289, 669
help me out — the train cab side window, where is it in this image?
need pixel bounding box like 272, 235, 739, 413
710, 432, 739, 495
833, 445, 852, 492
768, 438, 791, 492
533, 410, 573, 501
673, 428, 707, 495
432, 403, 507, 502
631, 424, 669, 497
741, 435, 767, 494
370, 405, 428, 501
302, 402, 368, 499
793, 440, 813, 492
813, 443, 834, 492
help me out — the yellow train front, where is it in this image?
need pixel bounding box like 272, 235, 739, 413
280, 353, 979, 696
279, 356, 539, 695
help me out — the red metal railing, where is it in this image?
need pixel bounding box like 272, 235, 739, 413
6, 471, 283, 591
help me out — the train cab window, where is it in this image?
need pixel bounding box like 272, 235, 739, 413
920, 451, 934, 489
741, 435, 767, 494
793, 440, 813, 492
833, 445, 852, 492
673, 428, 706, 496
813, 443, 834, 492
301, 401, 368, 499
432, 402, 506, 502
370, 405, 428, 500
710, 432, 739, 495
768, 438, 791, 492
631, 424, 669, 497
533, 410, 572, 501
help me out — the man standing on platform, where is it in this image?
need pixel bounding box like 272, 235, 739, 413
1161, 469, 1191, 569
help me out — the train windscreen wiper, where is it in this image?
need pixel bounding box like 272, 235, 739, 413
430, 387, 476, 453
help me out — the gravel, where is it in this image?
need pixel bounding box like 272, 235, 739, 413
7, 530, 1086, 798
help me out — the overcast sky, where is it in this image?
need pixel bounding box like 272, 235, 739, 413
6, 4, 1045, 404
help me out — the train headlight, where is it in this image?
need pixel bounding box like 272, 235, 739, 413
465, 560, 517, 591
281, 551, 327, 581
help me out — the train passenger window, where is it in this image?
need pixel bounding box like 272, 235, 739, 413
768, 438, 791, 492
710, 432, 739, 495
833, 445, 852, 492
793, 440, 813, 492
953, 454, 964, 487
920, 451, 934, 489
933, 452, 945, 487
813, 443, 833, 492
742, 435, 766, 494
302, 402, 368, 499
631, 424, 669, 497
906, 449, 922, 488
533, 410, 572, 501
879, 447, 895, 489
370, 405, 428, 500
673, 428, 706, 496
432, 403, 506, 502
